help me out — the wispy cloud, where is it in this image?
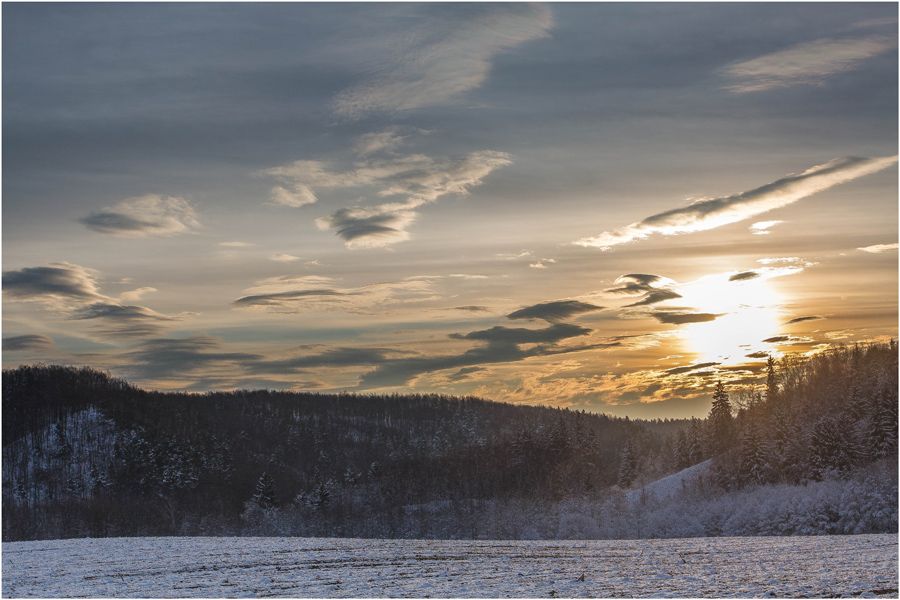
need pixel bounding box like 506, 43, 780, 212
81, 195, 200, 237
269, 253, 302, 263
749, 220, 783, 235
529, 258, 556, 269
71, 302, 179, 337
722, 34, 895, 93
858, 242, 898, 253
332, 4, 553, 117
575, 156, 897, 250
219, 241, 255, 248
728, 271, 759, 282
507, 300, 604, 322
233, 275, 437, 313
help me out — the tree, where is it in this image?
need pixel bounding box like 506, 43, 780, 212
252, 472, 277, 509
706, 382, 734, 456
738, 419, 768, 485
765, 355, 779, 406
617, 441, 637, 488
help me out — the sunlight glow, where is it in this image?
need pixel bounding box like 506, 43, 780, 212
674, 272, 786, 365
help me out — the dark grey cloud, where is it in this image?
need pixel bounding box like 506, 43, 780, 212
665, 361, 720, 375
453, 305, 490, 313
71, 302, 178, 337
360, 322, 616, 388
625, 288, 682, 307
123, 336, 262, 380
507, 300, 603, 322
80, 195, 199, 237
787, 315, 823, 324
451, 323, 591, 345
3, 263, 102, 302
3, 334, 55, 352
607, 274, 681, 307
652, 311, 721, 325
233, 289, 346, 308
745, 351, 770, 359
729, 271, 760, 281
763, 335, 790, 343
249, 347, 396, 373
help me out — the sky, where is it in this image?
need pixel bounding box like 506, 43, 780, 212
3, 3, 898, 418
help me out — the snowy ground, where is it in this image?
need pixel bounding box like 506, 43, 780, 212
3, 534, 897, 597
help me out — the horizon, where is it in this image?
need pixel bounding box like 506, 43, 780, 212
3, 3, 898, 419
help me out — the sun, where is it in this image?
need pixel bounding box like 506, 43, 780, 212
674, 273, 783, 365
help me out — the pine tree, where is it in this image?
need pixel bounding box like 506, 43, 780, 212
765, 355, 779, 406
738, 418, 768, 485
617, 441, 637, 488
706, 382, 734, 456
252, 471, 277, 509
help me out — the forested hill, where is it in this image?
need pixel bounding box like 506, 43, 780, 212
3, 341, 897, 542
2, 365, 679, 541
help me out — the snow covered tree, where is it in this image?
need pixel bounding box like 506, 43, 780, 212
706, 382, 734, 456
252, 472, 277, 509
738, 419, 769, 485
617, 441, 637, 488
765, 355, 779, 406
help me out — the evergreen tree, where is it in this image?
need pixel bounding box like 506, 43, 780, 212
617, 441, 637, 488
738, 419, 768, 485
706, 382, 734, 456
765, 355, 779, 406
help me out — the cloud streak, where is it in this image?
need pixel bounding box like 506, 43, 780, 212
332, 4, 553, 117
3, 334, 55, 352
507, 300, 604, 322
575, 156, 897, 250
722, 34, 895, 93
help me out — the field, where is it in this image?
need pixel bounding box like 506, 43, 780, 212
3, 534, 897, 597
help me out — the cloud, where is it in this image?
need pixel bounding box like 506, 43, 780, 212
332, 4, 553, 117
123, 336, 261, 381
787, 315, 823, 325
729, 271, 760, 282
452, 323, 592, 345
605, 274, 681, 307
353, 128, 409, 157
81, 195, 200, 237
496, 250, 533, 260
360, 321, 616, 388
233, 275, 437, 313
71, 302, 179, 337
652, 312, 721, 325
574, 156, 897, 250
665, 362, 720, 376
269, 253, 302, 263
267, 141, 512, 248
750, 220, 783, 235
3, 262, 103, 305
4, 262, 179, 338
119, 287, 158, 302
453, 305, 490, 313
4, 334, 55, 352
745, 351, 770, 359
529, 258, 556, 269
219, 241, 254, 248
507, 300, 604, 322
722, 35, 895, 93
858, 242, 898, 253
763, 335, 790, 343
250, 347, 398, 374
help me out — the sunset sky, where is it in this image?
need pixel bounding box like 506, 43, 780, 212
3, 3, 897, 418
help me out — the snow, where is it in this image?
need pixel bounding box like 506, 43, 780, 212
4, 534, 897, 597
626, 460, 712, 504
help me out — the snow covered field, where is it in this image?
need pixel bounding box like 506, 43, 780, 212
4, 534, 897, 598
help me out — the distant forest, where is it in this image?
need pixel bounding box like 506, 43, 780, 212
3, 342, 897, 541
